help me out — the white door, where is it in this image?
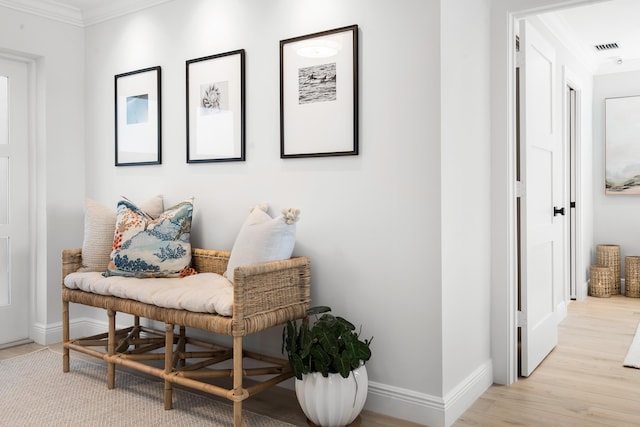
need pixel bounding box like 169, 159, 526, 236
518, 20, 563, 377
0, 57, 30, 346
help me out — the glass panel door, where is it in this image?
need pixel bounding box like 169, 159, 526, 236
0, 58, 30, 345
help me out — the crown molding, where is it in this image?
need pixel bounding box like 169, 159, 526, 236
0, 0, 172, 27
0, 0, 83, 26
81, 0, 172, 27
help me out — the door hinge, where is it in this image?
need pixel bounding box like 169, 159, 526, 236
517, 310, 527, 327
516, 181, 524, 198
516, 51, 523, 68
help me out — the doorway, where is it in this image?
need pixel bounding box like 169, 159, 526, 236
516, 19, 564, 378
491, 0, 599, 385
0, 56, 31, 347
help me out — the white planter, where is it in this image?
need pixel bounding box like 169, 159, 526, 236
294, 364, 368, 427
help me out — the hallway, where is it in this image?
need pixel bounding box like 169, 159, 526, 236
456, 295, 640, 425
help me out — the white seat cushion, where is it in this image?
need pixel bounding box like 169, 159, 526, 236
64, 272, 233, 316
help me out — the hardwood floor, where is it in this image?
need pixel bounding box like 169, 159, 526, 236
3, 296, 638, 426
456, 295, 640, 426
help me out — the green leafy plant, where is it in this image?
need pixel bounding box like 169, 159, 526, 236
282, 306, 373, 380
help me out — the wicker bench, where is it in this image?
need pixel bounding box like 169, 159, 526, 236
62, 247, 310, 427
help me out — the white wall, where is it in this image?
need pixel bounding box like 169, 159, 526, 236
441, 0, 493, 424
0, 0, 499, 424
82, 0, 460, 424
593, 70, 640, 279
0, 7, 85, 336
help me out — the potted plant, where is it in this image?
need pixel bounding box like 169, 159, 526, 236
282, 306, 373, 427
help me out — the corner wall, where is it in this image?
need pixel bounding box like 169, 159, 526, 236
441, 0, 494, 424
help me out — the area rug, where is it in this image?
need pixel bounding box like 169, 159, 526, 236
0, 348, 295, 426
623, 321, 640, 369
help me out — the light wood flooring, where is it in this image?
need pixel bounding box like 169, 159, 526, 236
456, 295, 640, 426
3, 296, 638, 426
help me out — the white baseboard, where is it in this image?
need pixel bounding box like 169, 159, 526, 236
556, 300, 568, 323
365, 359, 493, 427
366, 381, 444, 426
30, 322, 53, 345
443, 360, 493, 426
31, 317, 136, 345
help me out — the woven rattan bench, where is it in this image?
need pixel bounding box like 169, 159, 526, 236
62, 247, 310, 427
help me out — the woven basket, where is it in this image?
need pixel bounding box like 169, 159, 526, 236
590, 265, 612, 298
596, 244, 620, 294
625, 256, 640, 298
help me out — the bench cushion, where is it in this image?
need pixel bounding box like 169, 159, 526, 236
64, 272, 233, 316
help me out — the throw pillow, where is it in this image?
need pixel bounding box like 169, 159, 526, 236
106, 198, 194, 278
225, 203, 300, 282
79, 196, 164, 272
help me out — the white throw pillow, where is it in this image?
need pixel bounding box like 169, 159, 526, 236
78, 196, 163, 272
225, 204, 300, 282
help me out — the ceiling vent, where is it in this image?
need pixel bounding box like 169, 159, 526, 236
594, 42, 619, 51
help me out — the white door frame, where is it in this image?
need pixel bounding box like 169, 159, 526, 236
562, 65, 585, 303
490, 0, 603, 385
0, 51, 37, 347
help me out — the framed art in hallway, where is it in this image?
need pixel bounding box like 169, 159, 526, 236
114, 66, 161, 166
280, 25, 358, 158
605, 95, 640, 194
186, 49, 245, 163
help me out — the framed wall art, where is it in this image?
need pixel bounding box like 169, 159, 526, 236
280, 25, 359, 158
605, 95, 640, 194
114, 66, 161, 166
186, 49, 245, 163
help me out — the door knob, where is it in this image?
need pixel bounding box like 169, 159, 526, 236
553, 206, 565, 216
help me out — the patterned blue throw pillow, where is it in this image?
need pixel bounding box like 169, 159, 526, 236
106, 198, 193, 278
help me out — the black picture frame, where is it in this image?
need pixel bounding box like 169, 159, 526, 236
114, 66, 161, 166
280, 25, 359, 158
186, 49, 246, 163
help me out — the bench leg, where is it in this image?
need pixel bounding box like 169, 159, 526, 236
133, 315, 140, 350
62, 300, 70, 372
164, 323, 174, 410
176, 326, 186, 368
233, 335, 243, 427
107, 309, 116, 389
